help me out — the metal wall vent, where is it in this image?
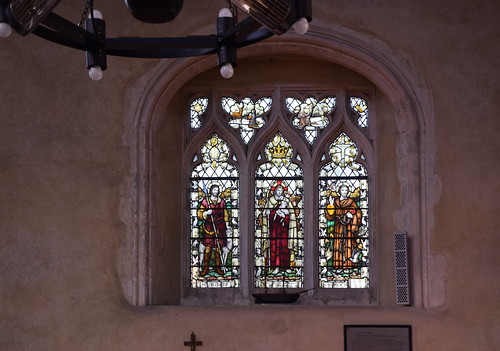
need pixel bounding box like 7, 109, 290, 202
394, 232, 410, 305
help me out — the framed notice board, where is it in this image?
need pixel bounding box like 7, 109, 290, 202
344, 325, 412, 351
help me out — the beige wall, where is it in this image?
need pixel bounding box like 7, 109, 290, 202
1, 0, 499, 350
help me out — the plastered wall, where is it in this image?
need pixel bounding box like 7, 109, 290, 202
1, 1, 499, 350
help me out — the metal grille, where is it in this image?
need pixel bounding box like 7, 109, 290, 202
394, 232, 410, 305
9, 0, 62, 35
231, 0, 295, 34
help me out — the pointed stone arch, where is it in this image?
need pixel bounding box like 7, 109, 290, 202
120, 23, 441, 307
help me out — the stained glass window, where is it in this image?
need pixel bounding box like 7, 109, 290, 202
349, 96, 368, 128
286, 96, 336, 144
186, 90, 373, 301
190, 97, 209, 130
318, 133, 369, 288
221, 96, 272, 144
254, 133, 304, 289
189, 134, 240, 288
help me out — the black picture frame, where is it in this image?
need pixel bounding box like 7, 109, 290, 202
344, 325, 412, 351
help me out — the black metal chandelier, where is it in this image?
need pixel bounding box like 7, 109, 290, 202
0, 0, 312, 80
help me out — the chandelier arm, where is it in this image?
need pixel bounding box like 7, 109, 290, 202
218, 16, 262, 43
34, 12, 101, 49
234, 28, 274, 49
104, 36, 218, 58
27, 10, 276, 59
106, 48, 216, 59
106, 17, 273, 58
32, 25, 88, 51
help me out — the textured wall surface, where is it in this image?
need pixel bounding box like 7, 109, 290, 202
1, 1, 499, 350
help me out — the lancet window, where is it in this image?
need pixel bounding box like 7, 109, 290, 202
189, 134, 240, 288
254, 133, 304, 289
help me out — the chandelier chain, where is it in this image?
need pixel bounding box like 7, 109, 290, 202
79, 0, 94, 27
226, 0, 238, 24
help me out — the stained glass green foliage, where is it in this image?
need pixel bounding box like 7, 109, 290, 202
254, 133, 304, 289
349, 96, 368, 128
190, 134, 240, 288
190, 97, 209, 130
221, 96, 272, 144
286, 96, 336, 144
318, 133, 369, 288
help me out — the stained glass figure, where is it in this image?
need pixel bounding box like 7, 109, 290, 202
190, 134, 239, 288
349, 96, 368, 128
221, 96, 272, 144
190, 97, 209, 130
255, 133, 304, 289
286, 96, 336, 144
319, 133, 369, 288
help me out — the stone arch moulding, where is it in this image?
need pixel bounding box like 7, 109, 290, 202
119, 21, 442, 307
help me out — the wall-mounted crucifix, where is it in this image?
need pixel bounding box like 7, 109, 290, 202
184, 332, 202, 351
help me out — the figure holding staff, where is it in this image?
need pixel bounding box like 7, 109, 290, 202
197, 183, 232, 277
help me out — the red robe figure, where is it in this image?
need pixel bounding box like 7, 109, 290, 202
262, 181, 297, 274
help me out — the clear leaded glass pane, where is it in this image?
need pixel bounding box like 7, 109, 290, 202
349, 96, 368, 128
190, 97, 209, 130
286, 96, 336, 144
319, 133, 369, 288
221, 96, 272, 144
190, 134, 240, 288
254, 133, 304, 289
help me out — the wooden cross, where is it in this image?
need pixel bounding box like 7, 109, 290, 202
184, 332, 202, 351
